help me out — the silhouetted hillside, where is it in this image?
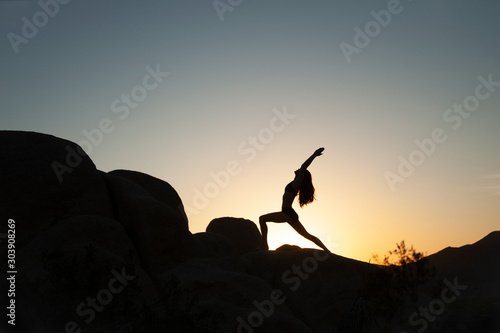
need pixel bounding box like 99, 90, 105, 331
428, 231, 500, 298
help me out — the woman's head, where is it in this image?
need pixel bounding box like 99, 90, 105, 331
298, 170, 315, 207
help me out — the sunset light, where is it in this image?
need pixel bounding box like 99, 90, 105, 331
2, 1, 499, 331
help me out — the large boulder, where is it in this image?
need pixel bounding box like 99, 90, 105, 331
0, 131, 115, 247
101, 171, 197, 276
206, 217, 265, 255
109, 169, 188, 226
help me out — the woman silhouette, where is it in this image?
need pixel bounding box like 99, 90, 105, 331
259, 148, 331, 253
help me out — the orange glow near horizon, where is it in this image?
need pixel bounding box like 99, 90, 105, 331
91, 100, 499, 264
2, 0, 499, 266
178, 149, 499, 263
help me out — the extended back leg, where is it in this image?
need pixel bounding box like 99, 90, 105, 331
289, 220, 331, 254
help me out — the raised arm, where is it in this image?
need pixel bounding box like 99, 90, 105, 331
299, 147, 324, 170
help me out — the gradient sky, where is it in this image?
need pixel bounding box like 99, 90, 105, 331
1, 0, 499, 262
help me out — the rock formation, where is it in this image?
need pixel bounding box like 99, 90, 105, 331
1, 131, 498, 333
206, 217, 266, 255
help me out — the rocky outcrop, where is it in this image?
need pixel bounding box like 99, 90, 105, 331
242, 245, 376, 332
102, 171, 196, 276
109, 169, 188, 226
1, 131, 498, 333
206, 217, 265, 255
0, 131, 312, 332
0, 130, 115, 247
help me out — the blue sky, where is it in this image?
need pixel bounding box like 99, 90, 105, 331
1, 0, 499, 261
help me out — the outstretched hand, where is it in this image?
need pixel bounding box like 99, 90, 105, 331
314, 147, 325, 156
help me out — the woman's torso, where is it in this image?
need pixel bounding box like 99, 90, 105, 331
282, 181, 298, 209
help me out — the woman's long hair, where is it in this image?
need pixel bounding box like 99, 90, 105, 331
298, 170, 315, 207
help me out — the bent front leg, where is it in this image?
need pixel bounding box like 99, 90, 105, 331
259, 212, 294, 250
259, 215, 269, 250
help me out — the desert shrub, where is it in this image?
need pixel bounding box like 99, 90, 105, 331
340, 241, 436, 332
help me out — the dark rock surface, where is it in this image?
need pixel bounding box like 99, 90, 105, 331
1, 131, 498, 333
109, 169, 188, 226
0, 131, 115, 247
206, 217, 266, 255
101, 171, 196, 276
